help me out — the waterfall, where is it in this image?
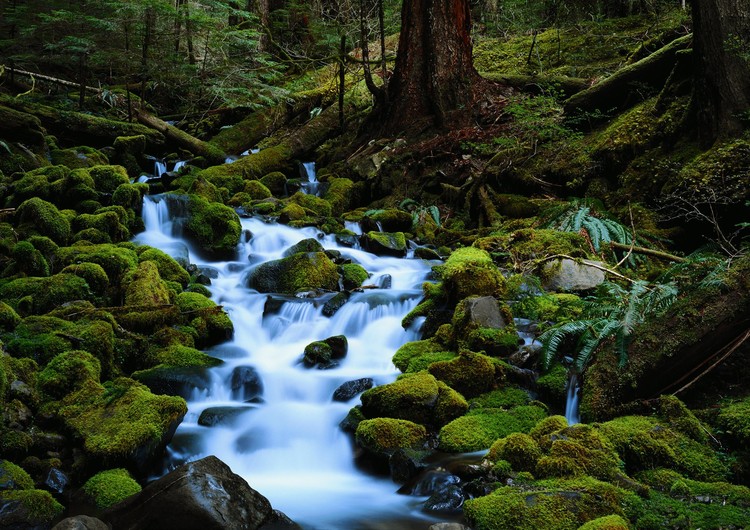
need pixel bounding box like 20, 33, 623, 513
565, 372, 581, 425
139, 198, 439, 528
300, 161, 321, 196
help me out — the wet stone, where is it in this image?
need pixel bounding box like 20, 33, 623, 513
333, 378, 374, 402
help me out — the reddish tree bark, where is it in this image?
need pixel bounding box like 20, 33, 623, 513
377, 0, 483, 133
692, 0, 750, 146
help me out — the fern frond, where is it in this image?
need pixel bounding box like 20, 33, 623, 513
540, 320, 593, 369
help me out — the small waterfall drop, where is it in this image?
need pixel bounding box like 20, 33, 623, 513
565, 372, 581, 425
140, 198, 438, 528
300, 161, 321, 196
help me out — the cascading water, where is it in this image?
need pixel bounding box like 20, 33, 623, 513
301, 161, 321, 196
564, 372, 581, 425
135, 196, 443, 529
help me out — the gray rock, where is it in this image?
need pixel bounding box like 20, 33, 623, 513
333, 378, 374, 402
542, 258, 605, 292
360, 232, 407, 257
229, 366, 264, 401
460, 296, 507, 329
132, 366, 212, 398
198, 405, 256, 427
45, 467, 69, 494
423, 484, 465, 514
322, 292, 350, 316
52, 516, 109, 530
100, 456, 277, 530
428, 524, 471, 530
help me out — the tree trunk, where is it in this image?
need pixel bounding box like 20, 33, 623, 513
692, 0, 750, 146
133, 109, 226, 164
376, 0, 482, 133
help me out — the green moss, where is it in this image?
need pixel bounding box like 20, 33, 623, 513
428, 351, 499, 398
38, 350, 101, 399
290, 192, 332, 217
536, 364, 568, 409
576, 515, 630, 530
599, 415, 728, 482
59, 377, 187, 464
530, 415, 570, 446
259, 171, 287, 196
248, 251, 339, 294
466, 327, 520, 357
487, 433, 542, 472
361, 371, 442, 426
434, 381, 470, 426
363, 208, 414, 232
437, 247, 506, 302
88, 165, 130, 194
73, 211, 130, 242
56, 243, 139, 283
15, 197, 71, 244
340, 263, 369, 290
323, 178, 354, 216
514, 293, 584, 323
4, 315, 73, 362
405, 351, 457, 373
0, 489, 64, 525
185, 196, 241, 259
50, 146, 108, 169
112, 183, 148, 211
355, 418, 428, 454
175, 291, 233, 347
472, 387, 531, 409
0, 301, 21, 331
361, 231, 408, 256
0, 459, 35, 489
137, 247, 190, 287
438, 405, 547, 452
12, 241, 50, 276
278, 202, 307, 222
476, 229, 589, 265
61, 261, 109, 295
243, 179, 272, 200
715, 397, 750, 446
657, 395, 708, 443
82, 468, 142, 509
536, 424, 622, 480
0, 273, 93, 315
124, 261, 171, 306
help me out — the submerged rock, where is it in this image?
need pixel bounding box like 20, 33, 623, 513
229, 366, 264, 402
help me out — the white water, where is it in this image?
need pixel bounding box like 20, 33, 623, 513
564, 372, 581, 425
301, 161, 321, 196
136, 196, 441, 529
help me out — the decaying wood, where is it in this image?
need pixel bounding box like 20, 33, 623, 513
564, 34, 692, 116
134, 108, 227, 164
1, 66, 101, 93
481, 73, 588, 98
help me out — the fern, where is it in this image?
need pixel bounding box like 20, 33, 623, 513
540, 280, 678, 371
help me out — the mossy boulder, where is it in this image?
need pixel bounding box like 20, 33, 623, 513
487, 433, 542, 473
15, 197, 71, 245
56, 243, 139, 284
715, 397, 750, 446
73, 211, 130, 243
112, 182, 148, 211
392, 338, 448, 372
360, 371, 467, 427
576, 515, 630, 530
428, 351, 501, 398
323, 178, 355, 216
0, 273, 93, 315
113, 135, 146, 177
3, 315, 75, 363
59, 377, 187, 469
464, 477, 636, 530
0, 489, 64, 528
360, 231, 408, 257
535, 424, 622, 481
362, 209, 414, 233
339, 263, 369, 290
125, 261, 172, 307
37, 350, 101, 400
438, 404, 547, 452
174, 291, 234, 347
355, 418, 428, 455
136, 247, 190, 287
259, 171, 287, 196
82, 468, 142, 509
0, 301, 21, 331
0, 459, 34, 490
243, 180, 272, 200
437, 247, 506, 303
248, 252, 339, 294
599, 415, 727, 482
61, 262, 110, 296
536, 364, 569, 410
88, 165, 130, 194
11, 241, 50, 277
282, 237, 324, 256
289, 191, 332, 217
185, 196, 241, 259
50, 146, 108, 169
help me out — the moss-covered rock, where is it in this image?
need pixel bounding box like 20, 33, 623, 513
73, 210, 130, 242
360, 371, 468, 428
10, 241, 50, 277
260, 171, 288, 196
362, 209, 414, 233
0, 489, 64, 527
0, 273, 93, 315
715, 397, 750, 446
0, 301, 21, 331
124, 261, 172, 307
472, 387, 532, 409
536, 364, 569, 410
243, 180, 272, 200
576, 515, 630, 530
59, 377, 186, 469
487, 432, 542, 472
61, 262, 110, 296
323, 178, 355, 216
15, 197, 71, 245
185, 196, 241, 259
437, 247, 506, 303
88, 165, 130, 194
535, 424, 622, 481
289, 191, 332, 217
282, 238, 324, 256
360, 231, 408, 257
56, 243, 139, 285
136, 247, 190, 287
37, 350, 101, 400
339, 263, 369, 290
0, 459, 34, 490
112, 135, 146, 178
82, 468, 142, 509
174, 291, 234, 347
248, 252, 339, 294
355, 418, 428, 454
50, 146, 108, 169
438, 404, 547, 452
428, 351, 500, 399
112, 182, 148, 212
392, 339, 448, 372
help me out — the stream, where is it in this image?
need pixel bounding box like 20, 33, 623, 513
134, 191, 445, 529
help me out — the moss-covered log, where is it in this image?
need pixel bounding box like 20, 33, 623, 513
0, 95, 164, 148
481, 73, 588, 98
564, 34, 692, 116
133, 109, 227, 165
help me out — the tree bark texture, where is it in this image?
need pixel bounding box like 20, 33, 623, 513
379, 0, 481, 133
692, 0, 750, 146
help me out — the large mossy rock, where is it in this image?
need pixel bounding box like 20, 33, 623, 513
124, 261, 171, 307
542, 258, 606, 292
185, 196, 241, 260
361, 209, 414, 233
437, 247, 506, 303
100, 456, 275, 530
15, 197, 71, 245
360, 371, 467, 427
58, 377, 186, 471
0, 273, 94, 316
81, 468, 142, 510
248, 252, 339, 294
360, 231, 408, 257
355, 418, 428, 456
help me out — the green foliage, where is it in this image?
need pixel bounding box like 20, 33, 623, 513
540, 280, 677, 371
83, 468, 142, 509
438, 405, 547, 452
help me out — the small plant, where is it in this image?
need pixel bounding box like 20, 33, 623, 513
399, 198, 441, 228
540, 279, 678, 372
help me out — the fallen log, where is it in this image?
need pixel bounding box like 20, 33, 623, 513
0, 94, 164, 148
0, 66, 100, 93
481, 72, 589, 98
564, 34, 693, 116
133, 109, 227, 165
